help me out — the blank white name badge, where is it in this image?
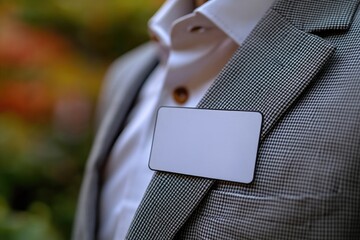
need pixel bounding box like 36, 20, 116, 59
149, 107, 263, 184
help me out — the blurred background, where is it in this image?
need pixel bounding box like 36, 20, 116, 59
0, 0, 162, 239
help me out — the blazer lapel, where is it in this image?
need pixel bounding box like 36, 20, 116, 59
88, 43, 159, 171
73, 43, 158, 240
127, 1, 360, 239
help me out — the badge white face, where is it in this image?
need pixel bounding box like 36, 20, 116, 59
149, 107, 263, 183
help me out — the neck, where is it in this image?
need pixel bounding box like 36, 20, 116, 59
194, 0, 208, 7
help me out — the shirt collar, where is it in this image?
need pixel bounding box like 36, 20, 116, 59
196, 0, 276, 45
148, 0, 276, 47
148, 0, 193, 47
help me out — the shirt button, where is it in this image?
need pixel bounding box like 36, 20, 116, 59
173, 86, 189, 105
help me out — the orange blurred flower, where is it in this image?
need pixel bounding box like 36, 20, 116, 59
0, 16, 71, 66
0, 81, 54, 122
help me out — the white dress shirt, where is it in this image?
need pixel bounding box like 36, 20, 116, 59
98, 0, 275, 239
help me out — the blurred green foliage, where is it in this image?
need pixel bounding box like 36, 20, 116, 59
10, 0, 162, 59
0, 0, 162, 239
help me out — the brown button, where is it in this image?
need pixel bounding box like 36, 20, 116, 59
173, 86, 189, 104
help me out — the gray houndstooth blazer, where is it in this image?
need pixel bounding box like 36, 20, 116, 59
73, 0, 360, 239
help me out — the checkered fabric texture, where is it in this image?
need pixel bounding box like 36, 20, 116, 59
127, 1, 360, 239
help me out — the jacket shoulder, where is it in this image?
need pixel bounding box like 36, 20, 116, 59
95, 42, 158, 125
